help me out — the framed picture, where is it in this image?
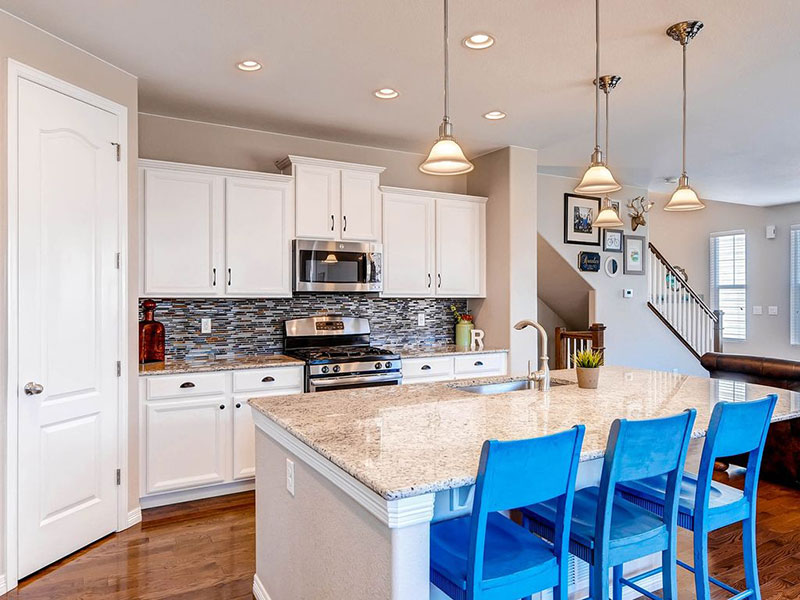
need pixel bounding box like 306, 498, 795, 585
604, 256, 620, 278
563, 193, 601, 246
623, 235, 646, 275
603, 228, 623, 253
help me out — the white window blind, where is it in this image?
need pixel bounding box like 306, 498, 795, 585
710, 231, 746, 341
792, 225, 800, 345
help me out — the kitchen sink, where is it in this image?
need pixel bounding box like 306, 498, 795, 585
457, 378, 573, 394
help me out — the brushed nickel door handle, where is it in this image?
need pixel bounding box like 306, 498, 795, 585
24, 382, 44, 396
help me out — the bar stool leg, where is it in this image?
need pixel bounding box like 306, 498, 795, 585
589, 564, 596, 599
591, 562, 609, 600
693, 530, 712, 600
612, 564, 623, 600
661, 543, 678, 600
742, 517, 761, 600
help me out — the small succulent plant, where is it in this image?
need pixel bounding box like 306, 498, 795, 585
572, 348, 603, 369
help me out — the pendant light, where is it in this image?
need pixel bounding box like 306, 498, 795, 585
664, 21, 705, 211
575, 0, 621, 195
592, 75, 624, 228
419, 0, 474, 176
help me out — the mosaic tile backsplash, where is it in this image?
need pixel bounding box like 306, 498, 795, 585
142, 296, 468, 360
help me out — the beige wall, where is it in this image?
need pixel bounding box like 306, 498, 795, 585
139, 113, 466, 194
649, 195, 800, 361
0, 9, 139, 582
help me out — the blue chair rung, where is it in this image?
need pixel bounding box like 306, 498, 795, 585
617, 576, 662, 600
676, 559, 748, 597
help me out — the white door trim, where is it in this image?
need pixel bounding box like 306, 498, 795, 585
4, 59, 129, 591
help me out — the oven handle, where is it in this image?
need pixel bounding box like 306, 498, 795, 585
309, 372, 402, 390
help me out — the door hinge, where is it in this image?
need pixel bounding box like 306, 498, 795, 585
116, 361, 122, 377
111, 142, 121, 162
115, 252, 121, 269
116, 469, 121, 485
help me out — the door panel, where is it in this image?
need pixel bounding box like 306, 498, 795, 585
17, 78, 120, 578
294, 164, 339, 239
232, 395, 256, 480
382, 194, 435, 297
225, 177, 293, 296
436, 199, 485, 297
340, 170, 380, 241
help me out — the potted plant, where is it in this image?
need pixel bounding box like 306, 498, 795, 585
450, 305, 474, 349
573, 348, 603, 389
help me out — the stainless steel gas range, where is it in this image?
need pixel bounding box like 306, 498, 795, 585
284, 315, 402, 392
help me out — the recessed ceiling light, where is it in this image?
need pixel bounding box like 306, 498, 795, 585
236, 60, 262, 72
483, 110, 507, 120
463, 33, 495, 49
374, 88, 400, 99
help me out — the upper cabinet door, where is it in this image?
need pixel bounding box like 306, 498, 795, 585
142, 168, 224, 296
382, 193, 435, 297
294, 163, 340, 240
436, 198, 486, 298
225, 177, 294, 297
340, 170, 381, 241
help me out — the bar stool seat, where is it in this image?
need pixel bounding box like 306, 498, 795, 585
525, 486, 666, 554
431, 512, 558, 597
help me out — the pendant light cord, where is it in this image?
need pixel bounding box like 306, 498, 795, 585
443, 0, 450, 124
682, 42, 687, 177
605, 86, 610, 164
594, 0, 600, 154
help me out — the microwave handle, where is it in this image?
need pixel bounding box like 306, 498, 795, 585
366, 253, 373, 283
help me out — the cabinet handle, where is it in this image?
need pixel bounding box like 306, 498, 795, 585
262, 376, 275, 383
437, 274, 442, 288
228, 268, 232, 286
331, 215, 335, 231
343, 215, 347, 232
474, 361, 484, 367
219, 404, 225, 410
179, 381, 195, 389
427, 274, 432, 288
421, 364, 431, 371
236, 402, 242, 409
212, 268, 216, 286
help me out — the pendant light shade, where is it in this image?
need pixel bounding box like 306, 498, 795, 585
593, 197, 624, 228
420, 0, 473, 176
575, 0, 621, 195
664, 20, 705, 212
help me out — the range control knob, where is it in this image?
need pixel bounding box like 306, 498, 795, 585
385, 361, 393, 369
321, 366, 329, 374
375, 362, 383, 369
332, 365, 341, 373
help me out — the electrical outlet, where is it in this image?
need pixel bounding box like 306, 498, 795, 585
201, 318, 211, 333
286, 458, 295, 496
417, 312, 426, 327
753, 305, 763, 315
768, 306, 778, 316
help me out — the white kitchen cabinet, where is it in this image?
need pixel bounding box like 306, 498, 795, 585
401, 352, 508, 384
225, 176, 294, 296
382, 192, 435, 297
381, 186, 487, 299
277, 155, 384, 242
140, 160, 294, 298
232, 396, 256, 480
401, 356, 455, 383
144, 395, 229, 494
141, 167, 224, 296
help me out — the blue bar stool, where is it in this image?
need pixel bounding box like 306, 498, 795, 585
430, 425, 585, 600
521, 410, 697, 600
618, 394, 778, 600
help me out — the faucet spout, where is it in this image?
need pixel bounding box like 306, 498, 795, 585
513, 319, 550, 391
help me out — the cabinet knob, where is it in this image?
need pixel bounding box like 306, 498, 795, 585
421, 364, 431, 371
24, 381, 44, 396
236, 402, 242, 409
179, 381, 195, 389
262, 376, 275, 383
219, 404, 225, 410
474, 361, 484, 367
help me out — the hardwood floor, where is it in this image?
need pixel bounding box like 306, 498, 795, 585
3, 474, 799, 599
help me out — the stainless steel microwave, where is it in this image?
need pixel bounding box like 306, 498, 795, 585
293, 240, 383, 293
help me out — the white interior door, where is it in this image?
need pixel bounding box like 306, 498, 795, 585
17, 78, 120, 578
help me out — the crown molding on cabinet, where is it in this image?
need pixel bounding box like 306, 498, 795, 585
380, 185, 488, 204
139, 158, 293, 183
275, 154, 386, 175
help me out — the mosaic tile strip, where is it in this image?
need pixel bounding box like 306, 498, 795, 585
141, 295, 468, 360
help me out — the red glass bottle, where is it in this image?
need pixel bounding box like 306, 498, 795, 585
139, 299, 165, 363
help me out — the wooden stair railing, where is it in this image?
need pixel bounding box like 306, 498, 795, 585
647, 242, 723, 361
554, 323, 606, 370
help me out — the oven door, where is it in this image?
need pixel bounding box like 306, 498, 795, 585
294, 239, 382, 293
308, 372, 402, 392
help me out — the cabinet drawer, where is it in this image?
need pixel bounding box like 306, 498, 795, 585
454, 353, 507, 377
233, 366, 303, 393
402, 356, 454, 382
147, 372, 226, 399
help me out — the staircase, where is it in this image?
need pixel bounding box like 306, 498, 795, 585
647, 242, 723, 361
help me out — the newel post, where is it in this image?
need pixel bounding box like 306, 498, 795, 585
712, 310, 724, 353
554, 327, 566, 370
589, 323, 606, 364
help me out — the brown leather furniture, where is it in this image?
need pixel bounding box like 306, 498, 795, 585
701, 352, 800, 487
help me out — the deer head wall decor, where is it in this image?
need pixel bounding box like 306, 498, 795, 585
627, 196, 655, 231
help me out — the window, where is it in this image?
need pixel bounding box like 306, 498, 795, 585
710, 231, 746, 341
792, 225, 800, 345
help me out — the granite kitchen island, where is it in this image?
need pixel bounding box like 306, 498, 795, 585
248, 366, 800, 600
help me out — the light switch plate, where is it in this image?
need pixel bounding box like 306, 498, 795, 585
768, 306, 779, 316
201, 318, 212, 333
753, 305, 763, 315
286, 458, 295, 496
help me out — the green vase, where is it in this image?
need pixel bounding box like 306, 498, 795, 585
455, 321, 474, 349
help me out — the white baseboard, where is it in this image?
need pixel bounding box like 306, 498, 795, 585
126, 507, 142, 528
0, 573, 7, 595
253, 574, 271, 600
140, 479, 255, 509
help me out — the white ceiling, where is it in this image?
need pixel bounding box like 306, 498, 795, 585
4, 0, 800, 206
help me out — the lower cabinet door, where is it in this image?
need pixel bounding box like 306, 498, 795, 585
232, 395, 256, 480
145, 396, 230, 494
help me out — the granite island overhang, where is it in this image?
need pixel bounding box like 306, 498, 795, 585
248, 366, 800, 600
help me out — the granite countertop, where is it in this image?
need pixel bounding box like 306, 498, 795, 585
249, 366, 800, 500
139, 354, 304, 376
391, 345, 508, 358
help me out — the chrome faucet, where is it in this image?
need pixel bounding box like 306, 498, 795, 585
513, 320, 550, 391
